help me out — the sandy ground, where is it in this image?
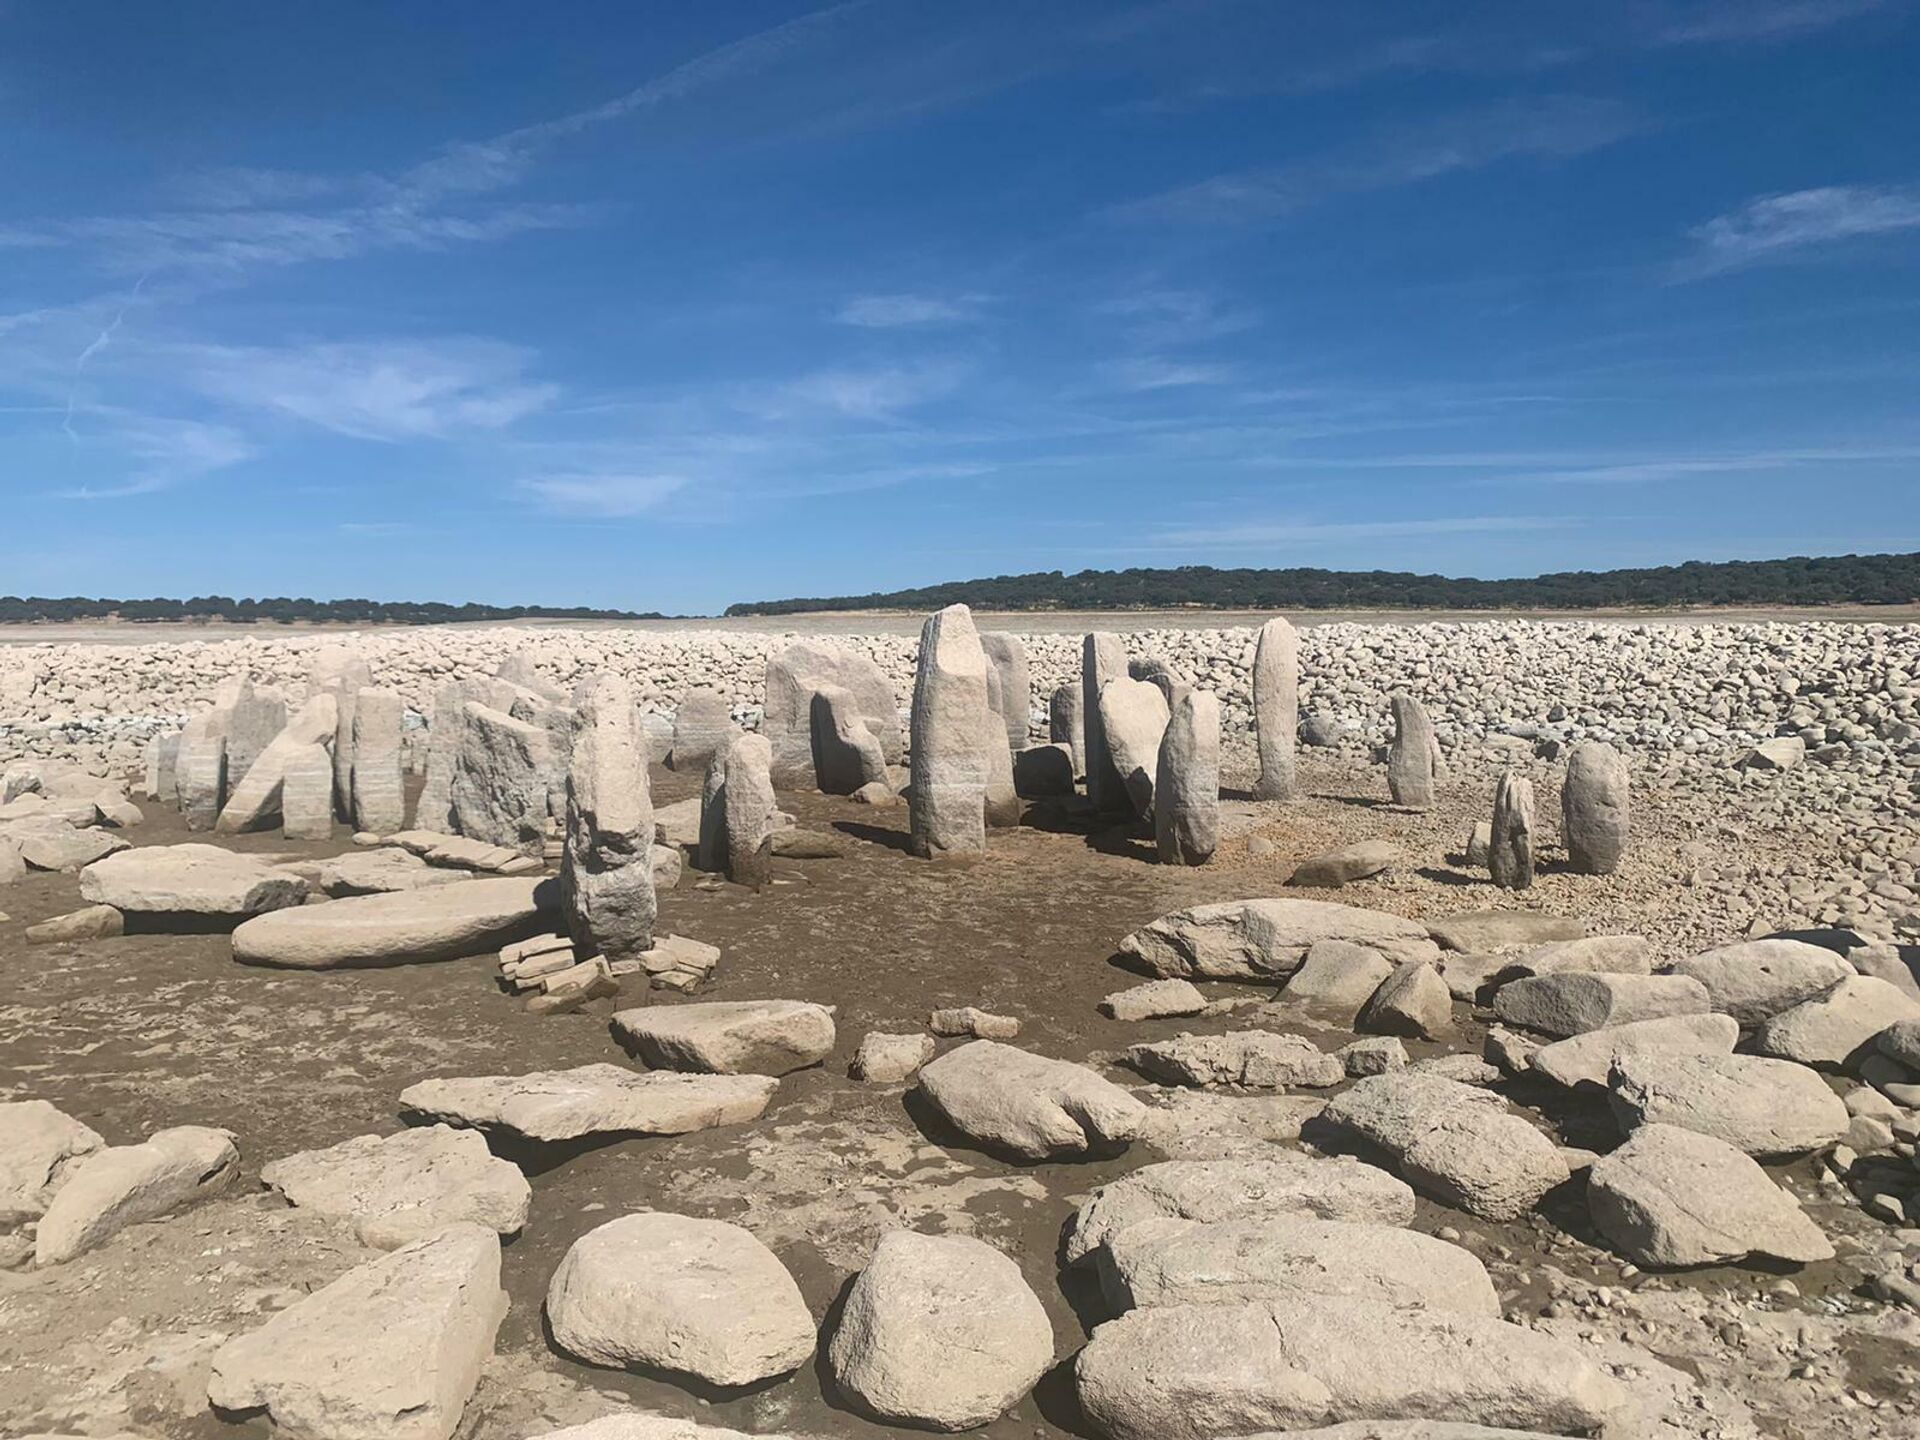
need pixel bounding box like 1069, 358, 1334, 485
4, 747, 1916, 1439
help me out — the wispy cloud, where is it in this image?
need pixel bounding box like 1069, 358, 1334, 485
517, 473, 687, 517
53, 412, 256, 500
1097, 288, 1259, 345
1678, 184, 1920, 276
748, 360, 966, 420
1154, 514, 1570, 548
1101, 356, 1234, 391
834, 292, 988, 327
1653, 0, 1891, 47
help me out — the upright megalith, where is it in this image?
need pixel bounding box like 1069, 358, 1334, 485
226, 681, 289, 791
144, 732, 180, 803
1082, 634, 1130, 814
910, 605, 992, 860
417, 678, 517, 832
1156, 690, 1220, 866
281, 744, 335, 841
313, 652, 373, 818
350, 688, 407, 834
720, 733, 778, 888
448, 703, 552, 857
980, 632, 1031, 753
1563, 740, 1630, 875
1099, 676, 1170, 818
495, 648, 563, 701
1490, 772, 1537, 891
668, 686, 735, 773
1130, 656, 1188, 712
217, 694, 338, 834
1049, 684, 1084, 776
1387, 692, 1441, 809
764, 640, 902, 788
811, 684, 889, 796
562, 675, 655, 963
1253, 617, 1299, 802
175, 713, 230, 832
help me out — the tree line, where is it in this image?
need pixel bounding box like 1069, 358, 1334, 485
726, 552, 1920, 616
0, 596, 654, 624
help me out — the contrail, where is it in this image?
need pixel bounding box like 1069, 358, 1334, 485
62, 272, 149, 444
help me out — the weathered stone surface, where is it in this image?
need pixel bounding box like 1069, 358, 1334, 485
1586, 1124, 1834, 1267
1281, 940, 1395, 1024
1288, 840, 1400, 888
36, 1125, 239, 1265
1339, 1036, 1408, 1076
828, 1230, 1052, 1431
704, 733, 778, 887
612, 999, 835, 1075
1561, 740, 1629, 874
0, 833, 24, 885
350, 688, 407, 834
1667, 939, 1855, 1025
1606, 1051, 1848, 1155
208, 1223, 506, 1440
1099, 1216, 1499, 1318
1066, 1155, 1415, 1265
18, 825, 128, 871
25, 903, 126, 944
764, 640, 901, 787
216, 693, 337, 833
1049, 682, 1084, 775
918, 1040, 1145, 1159
79, 843, 308, 916
910, 605, 992, 859
1102, 978, 1207, 1022
1135, 1093, 1328, 1160
0, 1100, 103, 1223
1013, 742, 1076, 797
1737, 735, 1806, 771
929, 1005, 1020, 1039
448, 702, 552, 856
1253, 617, 1299, 802
811, 683, 889, 795
1156, 690, 1219, 866
562, 675, 655, 965
1506, 934, 1652, 978
1359, 961, 1453, 1040
547, 1212, 814, 1385
1488, 772, 1535, 891
319, 848, 471, 897
1100, 676, 1170, 818
980, 631, 1032, 754
176, 720, 229, 831
260, 1125, 530, 1248
1128, 1031, 1345, 1090
524, 1418, 799, 1440
232, 875, 553, 969
851, 1031, 936, 1083
417, 677, 516, 832
400, 1064, 776, 1142
1387, 693, 1440, 808
1237, 1428, 1569, 1440
1753, 975, 1920, 1070
1528, 1013, 1740, 1090
1463, 820, 1492, 868
226, 679, 290, 790
281, 741, 335, 840
1880, 1018, 1920, 1069
145, 731, 181, 804
1120, 899, 1439, 980
1083, 633, 1131, 815
1494, 972, 1711, 1038
668, 686, 735, 773
1426, 911, 1584, 953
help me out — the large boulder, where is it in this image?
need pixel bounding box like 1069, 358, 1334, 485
1666, 939, 1854, 1025
917, 1041, 1145, 1159
1528, 1013, 1740, 1090
1358, 961, 1453, 1040
1586, 1124, 1833, 1267
35, 1125, 239, 1265
612, 1000, 834, 1075
215, 693, 337, 833
318, 848, 471, 897
232, 876, 554, 969
208, 1223, 506, 1440
1505, 934, 1651, 978
546, 1212, 814, 1385
1119, 899, 1439, 981
0, 1100, 103, 1222
1606, 1051, 1849, 1155
811, 683, 890, 795
1280, 941, 1395, 1025
17, 825, 128, 872
1127, 1032, 1345, 1090
1288, 840, 1400, 889
78, 843, 308, 917
668, 686, 736, 774
400, 1064, 776, 1143
763, 640, 901, 787
1493, 972, 1711, 1038
416, 677, 518, 831
1753, 976, 1920, 1070
828, 1230, 1052, 1431
1426, 911, 1584, 953
260, 1125, 530, 1248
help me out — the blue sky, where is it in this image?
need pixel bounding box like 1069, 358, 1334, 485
3, 1, 1917, 614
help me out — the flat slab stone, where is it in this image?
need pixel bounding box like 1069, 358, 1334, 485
1287, 840, 1401, 888
1606, 1052, 1848, 1155
79, 843, 309, 916
208, 1223, 507, 1440
1666, 939, 1854, 1025
1528, 1013, 1740, 1089
19, 826, 129, 872
1128, 1032, 1345, 1089
232, 875, 554, 968
1102, 979, 1208, 1022
1753, 976, 1920, 1071
0, 1100, 104, 1223
611, 999, 835, 1075
1281, 941, 1395, 1025
1426, 912, 1585, 953
319, 848, 474, 896
1119, 899, 1439, 980
35, 1125, 239, 1265
918, 1040, 1147, 1160
1505, 935, 1651, 978
399, 1064, 777, 1143
260, 1124, 531, 1248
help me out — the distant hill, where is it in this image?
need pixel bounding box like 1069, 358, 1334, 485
726, 552, 1920, 616
0, 596, 654, 625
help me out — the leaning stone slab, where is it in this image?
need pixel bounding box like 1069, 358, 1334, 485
1100, 676, 1171, 817
1753, 976, 1920, 1071
918, 1040, 1146, 1159
1119, 899, 1439, 981
1426, 911, 1584, 953
216, 693, 338, 833
810, 683, 890, 795
1127, 1032, 1345, 1090
1586, 1123, 1833, 1267
400, 1063, 776, 1143
1281, 940, 1395, 1025
0, 1100, 103, 1222
612, 999, 835, 1075
547, 1212, 814, 1386
35, 1125, 239, 1265
232, 875, 554, 969
1494, 972, 1711, 1038
1667, 939, 1855, 1026
1065, 1156, 1415, 1265
79, 843, 309, 916
1606, 1051, 1848, 1156
1528, 1013, 1740, 1090
208, 1222, 506, 1440
260, 1125, 530, 1249
448, 702, 552, 856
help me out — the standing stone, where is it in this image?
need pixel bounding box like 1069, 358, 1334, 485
811, 684, 889, 795
1156, 691, 1220, 866
709, 733, 777, 888
449, 703, 552, 857
417, 679, 514, 832
351, 688, 407, 834
1489, 772, 1536, 891
1563, 740, 1629, 875
507, 692, 577, 821
910, 605, 992, 860
281, 744, 335, 841
764, 640, 902, 788
1130, 657, 1189, 712
1083, 634, 1131, 814
1253, 617, 1299, 802
563, 676, 655, 963
316, 654, 373, 817
1100, 677, 1170, 818
1049, 683, 1084, 776
980, 632, 1032, 753
217, 694, 338, 834
669, 686, 735, 773
176, 725, 227, 831
983, 690, 1021, 829
1387, 692, 1440, 809
143, 732, 179, 803
495, 648, 562, 700
226, 680, 290, 791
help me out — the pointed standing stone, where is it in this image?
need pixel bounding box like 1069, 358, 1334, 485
1049, 683, 1084, 776
562, 675, 656, 963
1099, 676, 1170, 818
316, 654, 373, 818
980, 632, 1031, 752
1563, 740, 1629, 875
910, 605, 991, 860
719, 733, 777, 888
1082, 633, 1130, 814
1490, 772, 1537, 891
668, 686, 736, 773
1156, 691, 1220, 866
1387, 692, 1440, 809
1253, 617, 1299, 801
351, 688, 407, 834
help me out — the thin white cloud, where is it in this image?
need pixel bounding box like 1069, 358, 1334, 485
1155, 515, 1570, 548
1097, 288, 1259, 345
52, 412, 256, 500
748, 360, 966, 420
1101, 356, 1234, 391
517, 473, 687, 517
1678, 184, 1920, 276
1654, 0, 1890, 46
834, 293, 987, 327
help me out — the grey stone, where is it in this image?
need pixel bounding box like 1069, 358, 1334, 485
1506, 934, 1652, 978
1100, 676, 1170, 818
1253, 617, 1299, 801
1427, 911, 1585, 953
175, 717, 229, 831
1119, 898, 1440, 980
260, 1124, 530, 1248
1359, 962, 1454, 1040
1049, 683, 1084, 775
79, 843, 308, 916
562, 675, 656, 965
1288, 840, 1400, 888
1102, 978, 1208, 1022
19, 824, 128, 872
1463, 820, 1492, 868
417, 678, 517, 831
350, 688, 408, 834
1013, 742, 1076, 797
1281, 941, 1395, 1025
226, 679, 290, 790
1879, 1019, 1920, 1069
1561, 740, 1629, 875
1135, 1093, 1329, 1160
612, 999, 835, 1075
216, 693, 337, 834
36, 1125, 239, 1265
980, 631, 1032, 754
1339, 1037, 1407, 1075
1528, 1013, 1740, 1090
280, 741, 335, 841
1156, 690, 1219, 866
1127, 1031, 1345, 1090
232, 875, 554, 969
1494, 972, 1711, 1038
145, 731, 181, 803
1753, 975, 1920, 1070
399, 1064, 776, 1143
1083, 633, 1131, 815
668, 686, 736, 773
24, 904, 124, 944
1606, 1051, 1849, 1156
447, 702, 551, 856
909, 605, 992, 859
811, 683, 889, 795
917, 1040, 1146, 1159
318, 848, 472, 897
0, 1100, 103, 1223
1488, 772, 1535, 891
851, 1032, 936, 1083
763, 640, 901, 788
1667, 939, 1854, 1025
1387, 693, 1441, 809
